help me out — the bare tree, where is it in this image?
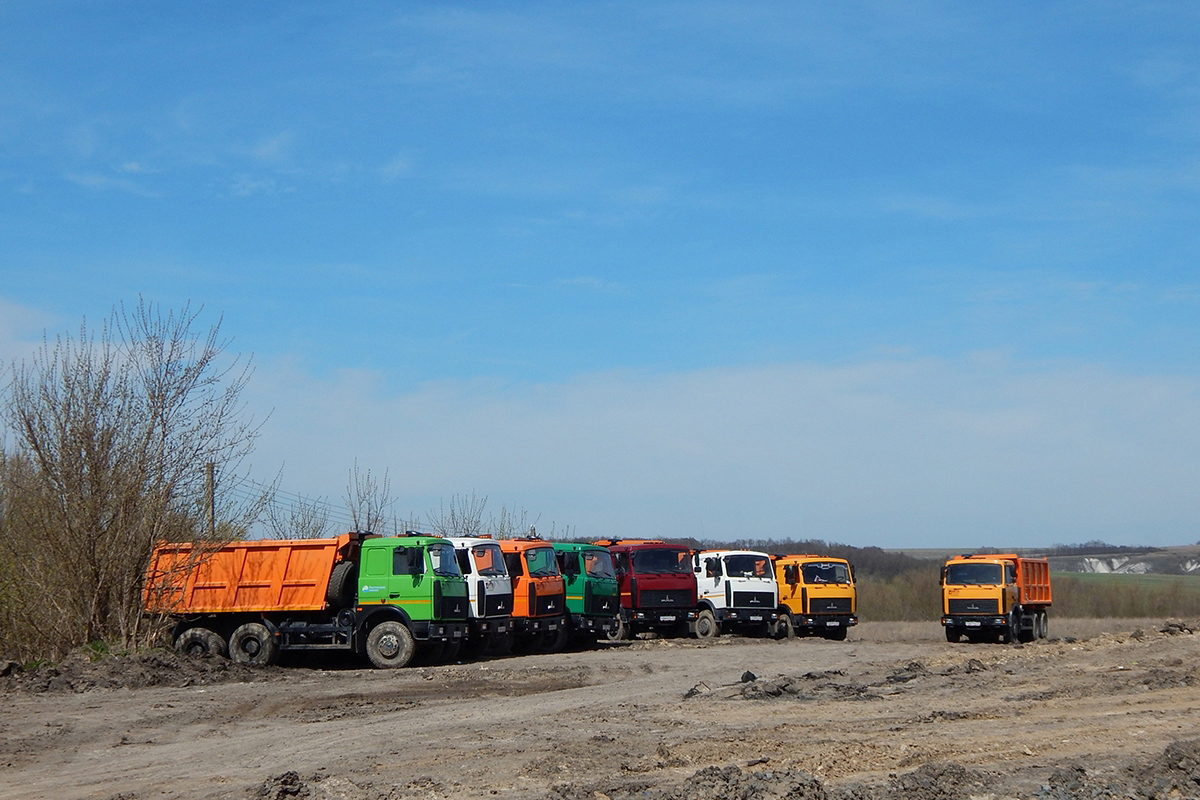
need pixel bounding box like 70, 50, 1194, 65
0, 300, 268, 660
490, 503, 534, 539
426, 492, 489, 538
264, 492, 333, 540
344, 461, 395, 534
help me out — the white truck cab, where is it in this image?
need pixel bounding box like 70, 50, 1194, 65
445, 536, 515, 653
691, 549, 778, 638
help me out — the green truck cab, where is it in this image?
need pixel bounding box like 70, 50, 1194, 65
552, 542, 620, 646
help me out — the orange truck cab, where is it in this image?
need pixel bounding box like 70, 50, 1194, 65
772, 554, 858, 640
497, 537, 566, 649
941, 553, 1051, 644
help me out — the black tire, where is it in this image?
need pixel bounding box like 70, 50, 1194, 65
228, 622, 279, 666
605, 616, 630, 642
325, 560, 358, 608
542, 623, 569, 653
1018, 614, 1036, 643
823, 626, 848, 641
175, 627, 228, 658
488, 629, 516, 655
365, 621, 415, 669
413, 640, 445, 666
945, 627, 962, 643
694, 610, 720, 640
1038, 611, 1049, 639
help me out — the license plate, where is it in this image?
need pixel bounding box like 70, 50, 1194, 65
826, 621, 839, 627
749, 616, 763, 621
660, 615, 676, 622
965, 621, 981, 627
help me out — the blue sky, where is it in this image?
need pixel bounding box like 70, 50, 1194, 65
2, 2, 1199, 547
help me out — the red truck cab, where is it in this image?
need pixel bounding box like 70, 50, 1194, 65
593, 539, 697, 640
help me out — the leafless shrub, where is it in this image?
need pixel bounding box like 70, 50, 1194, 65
0, 300, 268, 661
264, 491, 333, 540
344, 461, 395, 534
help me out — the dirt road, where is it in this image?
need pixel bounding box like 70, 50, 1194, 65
3, 619, 1199, 799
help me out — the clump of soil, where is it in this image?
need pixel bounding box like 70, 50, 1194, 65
0, 648, 285, 693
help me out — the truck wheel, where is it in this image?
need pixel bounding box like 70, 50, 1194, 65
325, 560, 358, 608
542, 624, 569, 653
945, 628, 961, 643
228, 623, 279, 666
694, 610, 719, 640
365, 621, 415, 668
605, 616, 629, 642
1038, 611, 1049, 639
823, 626, 848, 641
488, 629, 515, 655
175, 627, 227, 658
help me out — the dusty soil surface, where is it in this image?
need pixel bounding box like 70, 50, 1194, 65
3, 620, 1200, 800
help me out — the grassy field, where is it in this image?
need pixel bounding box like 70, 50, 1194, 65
856, 566, 1200, 621
850, 617, 1176, 642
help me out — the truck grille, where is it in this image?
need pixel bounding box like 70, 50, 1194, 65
482, 591, 512, 617
810, 597, 851, 613
639, 589, 690, 608
731, 591, 775, 609
532, 591, 563, 617
436, 585, 468, 620
948, 598, 998, 615
586, 590, 619, 615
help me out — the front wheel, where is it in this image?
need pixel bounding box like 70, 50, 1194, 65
945, 627, 962, 643
694, 610, 719, 640
542, 624, 569, 653
605, 616, 630, 642
228, 622, 279, 666
365, 621, 415, 669
823, 626, 848, 641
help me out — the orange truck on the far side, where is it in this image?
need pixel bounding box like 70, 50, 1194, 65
940, 553, 1051, 644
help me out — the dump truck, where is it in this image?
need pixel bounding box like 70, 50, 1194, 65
594, 539, 697, 640
772, 554, 858, 640
497, 536, 566, 650
691, 549, 777, 638
143, 532, 469, 668
940, 553, 1051, 643
445, 535, 514, 657
552, 541, 620, 647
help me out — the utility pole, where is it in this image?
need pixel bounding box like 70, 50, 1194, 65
205, 462, 216, 538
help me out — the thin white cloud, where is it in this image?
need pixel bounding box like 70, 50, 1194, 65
64, 171, 159, 197
248, 355, 1200, 549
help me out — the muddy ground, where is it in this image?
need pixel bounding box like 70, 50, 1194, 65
3, 619, 1200, 800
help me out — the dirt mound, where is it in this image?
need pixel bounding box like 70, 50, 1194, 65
551, 765, 828, 800
0, 649, 286, 694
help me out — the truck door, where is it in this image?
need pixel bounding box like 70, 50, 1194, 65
356, 541, 425, 607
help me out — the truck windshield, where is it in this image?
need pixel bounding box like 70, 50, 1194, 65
583, 550, 615, 579
724, 554, 771, 578
524, 547, 561, 577
802, 562, 850, 584
631, 548, 691, 574
945, 563, 1003, 585
471, 544, 506, 576
428, 544, 462, 577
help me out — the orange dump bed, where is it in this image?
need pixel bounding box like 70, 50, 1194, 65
144, 536, 350, 614
1012, 557, 1052, 606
